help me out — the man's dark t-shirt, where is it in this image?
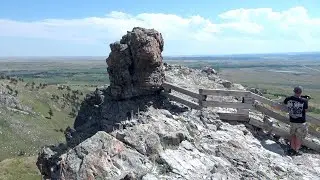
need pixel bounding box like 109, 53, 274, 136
283, 96, 308, 123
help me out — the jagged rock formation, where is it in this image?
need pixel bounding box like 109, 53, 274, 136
106, 27, 165, 100
249, 88, 264, 96
36, 28, 320, 180
202, 66, 217, 75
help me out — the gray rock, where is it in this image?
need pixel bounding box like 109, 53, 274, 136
0, 85, 30, 112
221, 80, 232, 88
202, 66, 217, 75
36, 28, 320, 180
249, 88, 264, 96
41, 132, 154, 180
106, 27, 165, 100
38, 106, 320, 180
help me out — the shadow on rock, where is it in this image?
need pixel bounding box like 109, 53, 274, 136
70, 88, 188, 146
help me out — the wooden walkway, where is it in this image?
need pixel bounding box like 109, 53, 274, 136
161, 82, 320, 152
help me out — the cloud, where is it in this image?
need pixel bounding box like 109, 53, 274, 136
0, 10, 264, 43
0, 12, 220, 44
0, 6, 320, 55
219, 6, 320, 41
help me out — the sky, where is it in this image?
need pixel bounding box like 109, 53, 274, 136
1, 0, 320, 56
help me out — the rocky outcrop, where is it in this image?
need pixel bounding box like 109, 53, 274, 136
37, 105, 320, 180
249, 88, 264, 96
36, 28, 320, 180
202, 66, 217, 75
63, 27, 166, 144
106, 27, 165, 100
0, 84, 30, 112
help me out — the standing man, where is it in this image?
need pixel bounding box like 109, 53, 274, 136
281, 86, 309, 155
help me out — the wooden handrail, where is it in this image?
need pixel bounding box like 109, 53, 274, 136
218, 112, 250, 122
161, 82, 320, 139
160, 91, 201, 110
201, 101, 253, 109
250, 92, 320, 126
162, 82, 202, 99
249, 92, 276, 106
254, 103, 320, 137
199, 88, 251, 97
249, 117, 320, 152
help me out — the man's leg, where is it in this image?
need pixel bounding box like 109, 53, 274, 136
290, 135, 297, 150
294, 123, 308, 153
288, 123, 297, 155
295, 137, 302, 151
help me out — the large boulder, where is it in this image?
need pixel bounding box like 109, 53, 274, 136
106, 27, 165, 100
37, 132, 154, 180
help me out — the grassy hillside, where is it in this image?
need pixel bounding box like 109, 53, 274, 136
0, 60, 110, 179
0, 156, 39, 180
0, 60, 109, 161
0, 77, 97, 161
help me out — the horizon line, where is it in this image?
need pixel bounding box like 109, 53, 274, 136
1, 51, 320, 58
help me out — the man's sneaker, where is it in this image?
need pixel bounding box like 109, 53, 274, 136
294, 150, 303, 156
286, 149, 295, 156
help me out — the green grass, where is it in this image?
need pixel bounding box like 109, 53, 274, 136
0, 157, 40, 180
0, 60, 108, 178
0, 78, 95, 161
0, 60, 109, 86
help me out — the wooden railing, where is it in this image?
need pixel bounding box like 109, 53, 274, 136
161, 82, 320, 152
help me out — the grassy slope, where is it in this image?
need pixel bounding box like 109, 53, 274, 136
0, 61, 108, 178
0, 79, 97, 161
0, 156, 39, 180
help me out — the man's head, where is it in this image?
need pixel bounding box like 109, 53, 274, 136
293, 86, 303, 96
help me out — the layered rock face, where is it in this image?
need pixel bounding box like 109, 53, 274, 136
106, 27, 165, 100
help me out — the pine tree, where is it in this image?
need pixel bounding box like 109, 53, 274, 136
48, 108, 53, 119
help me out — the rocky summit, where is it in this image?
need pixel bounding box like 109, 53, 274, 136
106, 27, 165, 100
36, 27, 320, 180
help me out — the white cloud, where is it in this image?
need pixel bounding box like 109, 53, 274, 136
1, 6, 320, 55
0, 10, 265, 43
219, 22, 263, 34
219, 6, 320, 40
0, 12, 221, 44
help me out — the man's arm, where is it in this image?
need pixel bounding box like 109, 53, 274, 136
304, 99, 309, 112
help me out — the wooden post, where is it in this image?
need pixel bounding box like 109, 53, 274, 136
198, 89, 207, 107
